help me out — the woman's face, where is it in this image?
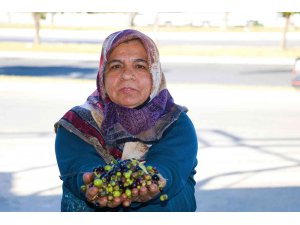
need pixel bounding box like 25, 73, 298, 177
104, 40, 152, 108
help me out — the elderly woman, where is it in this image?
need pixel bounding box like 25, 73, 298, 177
55, 29, 198, 212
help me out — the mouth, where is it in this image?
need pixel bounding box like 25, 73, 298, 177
119, 87, 137, 93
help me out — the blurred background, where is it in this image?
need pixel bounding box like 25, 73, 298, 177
0, 12, 300, 212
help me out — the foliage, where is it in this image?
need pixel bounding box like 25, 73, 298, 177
279, 12, 300, 18
278, 12, 300, 50
32, 12, 46, 20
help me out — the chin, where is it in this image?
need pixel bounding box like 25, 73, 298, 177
118, 102, 137, 108
118, 99, 140, 108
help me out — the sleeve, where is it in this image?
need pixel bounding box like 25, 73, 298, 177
55, 126, 106, 200
144, 112, 198, 201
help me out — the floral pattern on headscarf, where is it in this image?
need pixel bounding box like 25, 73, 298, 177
55, 29, 187, 162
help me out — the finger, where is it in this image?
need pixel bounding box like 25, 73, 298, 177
83, 172, 94, 184
148, 183, 159, 194
157, 174, 167, 189
96, 196, 108, 207
139, 186, 148, 196
107, 202, 114, 208
105, 196, 122, 208
113, 197, 121, 207
120, 193, 128, 202
134, 186, 150, 202
139, 194, 152, 202
122, 199, 132, 207
131, 188, 139, 201
132, 188, 139, 197
85, 186, 99, 202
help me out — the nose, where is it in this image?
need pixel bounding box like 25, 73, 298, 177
121, 67, 135, 80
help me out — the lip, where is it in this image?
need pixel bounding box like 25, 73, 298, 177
119, 87, 137, 93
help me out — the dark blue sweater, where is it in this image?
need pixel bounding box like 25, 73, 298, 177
55, 112, 198, 211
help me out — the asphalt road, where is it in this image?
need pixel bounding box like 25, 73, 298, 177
0, 58, 300, 212
0, 57, 294, 87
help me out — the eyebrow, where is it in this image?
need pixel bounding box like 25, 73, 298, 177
107, 58, 148, 65
133, 59, 148, 64
107, 59, 122, 66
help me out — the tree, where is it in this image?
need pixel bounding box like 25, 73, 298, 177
32, 12, 46, 45
128, 12, 138, 27
279, 12, 299, 50
222, 12, 230, 31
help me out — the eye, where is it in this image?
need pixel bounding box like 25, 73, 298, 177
111, 64, 121, 70
136, 64, 148, 70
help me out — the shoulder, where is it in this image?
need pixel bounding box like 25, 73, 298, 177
176, 112, 195, 129
162, 112, 197, 145
56, 125, 75, 140
170, 112, 197, 136
56, 125, 89, 148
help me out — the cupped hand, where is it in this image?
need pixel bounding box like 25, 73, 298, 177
82, 172, 166, 208
132, 175, 167, 203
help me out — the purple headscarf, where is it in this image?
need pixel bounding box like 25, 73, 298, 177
55, 29, 186, 162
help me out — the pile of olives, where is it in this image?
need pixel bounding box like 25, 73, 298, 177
81, 159, 168, 208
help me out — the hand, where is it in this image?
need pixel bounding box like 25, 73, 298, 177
82, 172, 166, 208
132, 174, 166, 203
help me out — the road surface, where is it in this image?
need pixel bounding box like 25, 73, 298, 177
0, 56, 300, 211
0, 57, 294, 87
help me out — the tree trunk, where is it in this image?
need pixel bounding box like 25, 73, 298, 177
222, 12, 229, 31
281, 15, 290, 50
50, 12, 56, 26
128, 12, 138, 27
153, 13, 159, 32
32, 13, 41, 45
152, 13, 160, 45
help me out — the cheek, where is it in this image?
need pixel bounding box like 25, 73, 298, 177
104, 76, 115, 94
144, 76, 153, 94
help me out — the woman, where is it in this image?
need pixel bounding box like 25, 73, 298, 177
55, 29, 198, 212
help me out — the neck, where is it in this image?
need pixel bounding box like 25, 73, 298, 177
133, 97, 150, 110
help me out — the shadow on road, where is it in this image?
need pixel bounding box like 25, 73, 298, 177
195, 129, 300, 212
0, 65, 97, 79
0, 169, 61, 212
1, 128, 300, 211
198, 129, 300, 163
241, 68, 292, 75
2, 166, 299, 212
195, 185, 300, 211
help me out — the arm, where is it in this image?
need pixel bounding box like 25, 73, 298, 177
55, 112, 198, 208
145, 112, 198, 201
55, 126, 106, 200
55, 126, 165, 208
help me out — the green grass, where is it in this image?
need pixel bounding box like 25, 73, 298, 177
1, 22, 300, 58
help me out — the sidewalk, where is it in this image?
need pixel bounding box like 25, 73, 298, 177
0, 51, 295, 66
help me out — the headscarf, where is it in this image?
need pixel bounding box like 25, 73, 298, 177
55, 29, 187, 163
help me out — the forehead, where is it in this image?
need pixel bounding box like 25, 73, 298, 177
108, 39, 147, 57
